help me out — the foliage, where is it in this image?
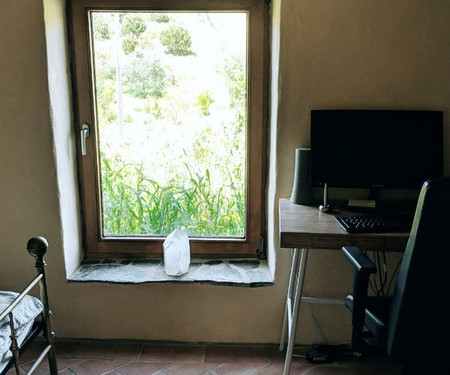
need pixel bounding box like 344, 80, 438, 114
120, 15, 147, 54
94, 60, 117, 124
122, 57, 167, 99
92, 13, 247, 238
123, 113, 133, 123
196, 91, 214, 116
223, 54, 247, 135
121, 16, 147, 38
149, 13, 170, 23
121, 39, 138, 55
101, 152, 245, 237
224, 54, 246, 109
160, 26, 195, 56
93, 17, 111, 40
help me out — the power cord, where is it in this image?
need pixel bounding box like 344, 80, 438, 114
386, 257, 403, 295
366, 250, 403, 296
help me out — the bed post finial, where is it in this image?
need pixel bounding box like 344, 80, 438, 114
27, 236, 48, 267
26, 236, 58, 374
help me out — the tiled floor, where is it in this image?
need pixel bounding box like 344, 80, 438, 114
7, 340, 403, 375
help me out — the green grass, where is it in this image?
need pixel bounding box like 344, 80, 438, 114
100, 152, 245, 237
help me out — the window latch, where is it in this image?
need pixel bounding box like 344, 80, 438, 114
80, 123, 90, 156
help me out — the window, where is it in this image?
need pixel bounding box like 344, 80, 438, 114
69, 0, 267, 258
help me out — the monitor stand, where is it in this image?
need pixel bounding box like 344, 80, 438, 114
346, 187, 381, 212
368, 186, 382, 202
319, 183, 332, 213
347, 187, 416, 215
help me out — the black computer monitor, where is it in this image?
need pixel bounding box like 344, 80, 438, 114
311, 110, 443, 189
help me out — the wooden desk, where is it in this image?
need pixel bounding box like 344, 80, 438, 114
279, 198, 409, 375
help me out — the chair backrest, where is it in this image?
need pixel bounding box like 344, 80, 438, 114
388, 177, 450, 374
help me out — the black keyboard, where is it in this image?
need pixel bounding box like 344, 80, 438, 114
335, 214, 414, 233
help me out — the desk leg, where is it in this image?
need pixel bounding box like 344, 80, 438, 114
279, 248, 300, 351
282, 248, 309, 375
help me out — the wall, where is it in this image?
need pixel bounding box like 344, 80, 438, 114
0, 0, 449, 344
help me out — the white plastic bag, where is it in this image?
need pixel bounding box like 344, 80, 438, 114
163, 229, 190, 276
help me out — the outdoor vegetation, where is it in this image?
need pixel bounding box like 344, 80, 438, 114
91, 12, 248, 238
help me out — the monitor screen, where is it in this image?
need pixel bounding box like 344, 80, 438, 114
311, 110, 443, 189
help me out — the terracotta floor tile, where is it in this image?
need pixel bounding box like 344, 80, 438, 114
15, 341, 48, 365
114, 361, 170, 375
336, 355, 400, 368
21, 357, 84, 375
57, 371, 74, 375
138, 344, 205, 363
304, 365, 403, 375
5, 367, 26, 375
163, 362, 218, 375
9, 340, 404, 375
255, 363, 313, 375
208, 362, 268, 375
205, 346, 270, 364
72, 341, 141, 361
54, 341, 80, 358
68, 359, 127, 375
268, 346, 311, 365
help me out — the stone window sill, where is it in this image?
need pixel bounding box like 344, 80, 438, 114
68, 258, 273, 287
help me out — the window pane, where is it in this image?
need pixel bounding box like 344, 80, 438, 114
90, 11, 247, 239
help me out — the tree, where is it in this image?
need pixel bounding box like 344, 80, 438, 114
122, 57, 167, 99
121, 15, 147, 38
121, 39, 138, 55
93, 16, 111, 40
121, 15, 147, 54
160, 26, 195, 56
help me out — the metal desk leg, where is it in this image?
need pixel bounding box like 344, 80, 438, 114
282, 248, 309, 375
279, 248, 300, 351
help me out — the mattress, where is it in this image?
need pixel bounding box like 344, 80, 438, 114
0, 291, 43, 373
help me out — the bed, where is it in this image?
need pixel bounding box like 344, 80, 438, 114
0, 237, 57, 375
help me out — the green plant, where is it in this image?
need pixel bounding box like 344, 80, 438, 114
160, 26, 195, 56
122, 57, 167, 99
121, 15, 147, 38
100, 152, 245, 237
122, 39, 138, 54
149, 13, 170, 23
93, 16, 112, 40
196, 91, 214, 116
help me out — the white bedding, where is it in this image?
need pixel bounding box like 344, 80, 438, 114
0, 291, 43, 373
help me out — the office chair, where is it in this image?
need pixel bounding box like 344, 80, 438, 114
341, 177, 450, 375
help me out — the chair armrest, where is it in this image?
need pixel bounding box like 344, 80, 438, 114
342, 246, 378, 353
342, 246, 377, 274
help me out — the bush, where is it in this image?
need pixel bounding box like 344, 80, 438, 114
149, 13, 170, 23
123, 57, 167, 99
160, 26, 195, 56
121, 16, 147, 38
196, 91, 214, 116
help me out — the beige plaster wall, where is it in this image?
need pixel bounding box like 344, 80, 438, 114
0, 0, 448, 345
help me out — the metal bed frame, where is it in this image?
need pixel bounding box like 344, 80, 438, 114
0, 237, 57, 375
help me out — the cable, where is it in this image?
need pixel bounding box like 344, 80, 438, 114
367, 250, 403, 297
293, 344, 313, 358
386, 257, 403, 295
365, 251, 380, 296
378, 251, 388, 296
376, 251, 382, 295
369, 251, 382, 296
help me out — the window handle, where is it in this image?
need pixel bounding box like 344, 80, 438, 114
80, 123, 90, 156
